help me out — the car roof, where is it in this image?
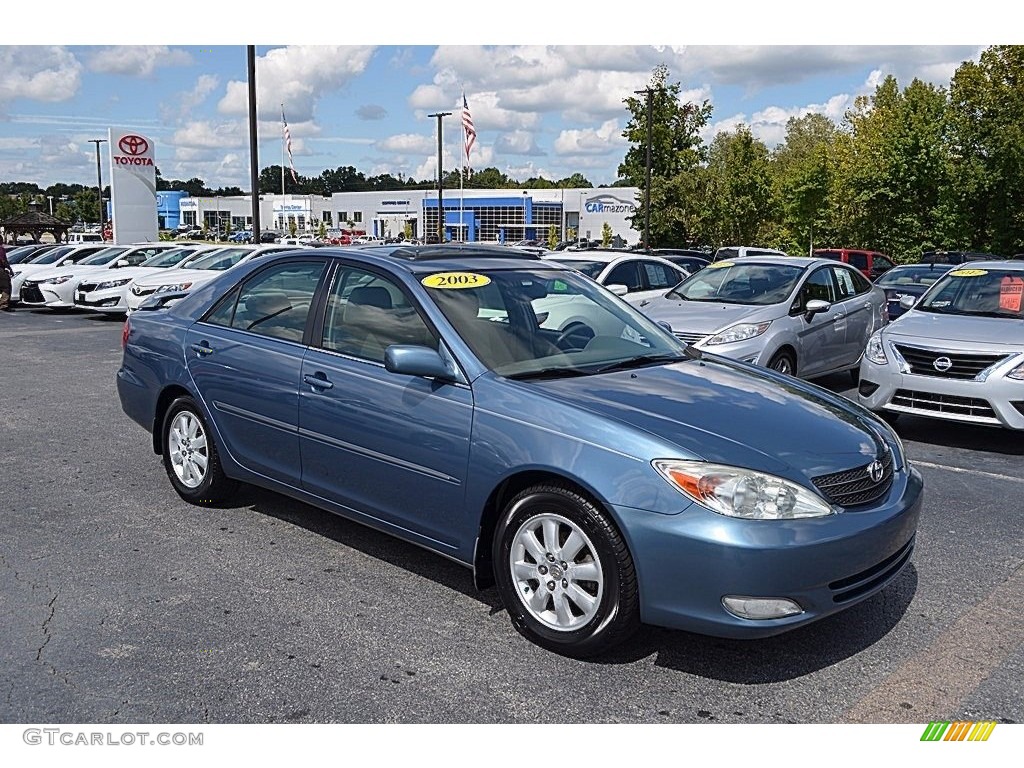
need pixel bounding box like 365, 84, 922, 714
708, 255, 826, 268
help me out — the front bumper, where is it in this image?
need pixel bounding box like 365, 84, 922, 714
859, 355, 1024, 430
613, 465, 923, 638
75, 285, 129, 313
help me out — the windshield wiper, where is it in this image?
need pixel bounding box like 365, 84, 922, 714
957, 310, 1021, 319
591, 353, 690, 374
505, 366, 591, 381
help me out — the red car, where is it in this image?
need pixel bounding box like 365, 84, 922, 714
813, 248, 895, 280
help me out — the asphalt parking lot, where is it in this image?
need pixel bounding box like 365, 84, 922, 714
1, 307, 1021, 724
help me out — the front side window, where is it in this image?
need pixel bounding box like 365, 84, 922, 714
321, 267, 437, 362
205, 261, 325, 342
802, 267, 836, 305
604, 261, 642, 292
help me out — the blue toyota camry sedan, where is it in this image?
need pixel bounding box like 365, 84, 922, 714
117, 244, 923, 657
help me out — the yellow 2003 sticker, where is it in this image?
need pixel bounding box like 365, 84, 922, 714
421, 272, 491, 289
949, 269, 988, 277
708, 261, 734, 269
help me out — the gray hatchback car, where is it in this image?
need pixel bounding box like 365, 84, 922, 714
630, 256, 888, 379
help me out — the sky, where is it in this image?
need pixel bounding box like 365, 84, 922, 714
0, 4, 1000, 192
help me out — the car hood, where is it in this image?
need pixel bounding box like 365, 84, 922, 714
517, 355, 887, 484
887, 310, 1024, 345
630, 296, 779, 335
79, 266, 166, 284
23, 265, 108, 282
132, 268, 219, 288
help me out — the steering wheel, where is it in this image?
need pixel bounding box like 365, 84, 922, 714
554, 323, 594, 352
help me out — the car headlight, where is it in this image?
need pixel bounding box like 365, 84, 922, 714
865, 331, 887, 365
1008, 359, 1024, 381
155, 282, 193, 293
652, 459, 834, 519
46, 274, 76, 285
95, 278, 132, 290
705, 321, 772, 346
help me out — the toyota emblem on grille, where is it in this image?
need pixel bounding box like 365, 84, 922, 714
118, 135, 149, 156
933, 356, 953, 372
867, 460, 885, 483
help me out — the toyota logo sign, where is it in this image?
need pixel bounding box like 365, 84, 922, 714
118, 135, 149, 156
867, 460, 885, 483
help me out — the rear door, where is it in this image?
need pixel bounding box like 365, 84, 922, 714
831, 265, 877, 367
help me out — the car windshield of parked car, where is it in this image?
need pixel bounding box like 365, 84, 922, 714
77, 247, 129, 266
916, 267, 1024, 318
875, 266, 947, 289
184, 247, 253, 271
666, 262, 804, 305
25, 246, 74, 265
424, 267, 687, 379
549, 259, 606, 279
140, 248, 196, 269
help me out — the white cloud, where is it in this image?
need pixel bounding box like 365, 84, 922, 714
218, 45, 376, 122
88, 46, 192, 77
0, 47, 82, 108
377, 133, 435, 155
554, 120, 625, 156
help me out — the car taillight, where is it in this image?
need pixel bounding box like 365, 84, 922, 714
122, 318, 130, 349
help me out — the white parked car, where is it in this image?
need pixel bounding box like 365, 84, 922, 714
10, 244, 112, 303
19, 244, 179, 310
124, 244, 304, 312
538, 251, 689, 346
73, 245, 220, 314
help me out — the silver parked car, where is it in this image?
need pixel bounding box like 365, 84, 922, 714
631, 256, 888, 379
858, 261, 1024, 429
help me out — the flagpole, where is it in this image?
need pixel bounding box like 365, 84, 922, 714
460, 127, 465, 243
280, 104, 285, 202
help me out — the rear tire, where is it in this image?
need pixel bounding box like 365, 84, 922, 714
162, 396, 238, 505
493, 483, 640, 658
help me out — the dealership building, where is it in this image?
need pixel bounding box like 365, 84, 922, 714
170, 187, 642, 244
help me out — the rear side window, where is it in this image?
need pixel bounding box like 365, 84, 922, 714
816, 250, 842, 261
204, 260, 325, 343
641, 261, 681, 290
848, 252, 869, 270
832, 266, 870, 299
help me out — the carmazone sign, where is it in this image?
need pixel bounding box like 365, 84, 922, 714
583, 194, 637, 214
108, 128, 158, 244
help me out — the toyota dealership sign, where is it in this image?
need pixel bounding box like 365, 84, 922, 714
108, 128, 158, 244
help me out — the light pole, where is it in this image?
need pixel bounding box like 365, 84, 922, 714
246, 45, 261, 242
88, 139, 107, 230
46, 195, 54, 216
428, 111, 451, 243
634, 87, 663, 250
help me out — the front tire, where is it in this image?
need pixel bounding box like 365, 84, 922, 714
162, 397, 237, 505
768, 349, 797, 377
493, 483, 640, 658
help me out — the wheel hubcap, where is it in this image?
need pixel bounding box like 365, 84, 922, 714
509, 513, 604, 632
168, 411, 208, 489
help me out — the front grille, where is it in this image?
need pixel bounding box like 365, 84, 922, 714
893, 344, 1008, 380
812, 449, 894, 509
20, 282, 44, 303
77, 282, 98, 293
673, 331, 706, 345
891, 389, 997, 421
131, 285, 155, 297
829, 536, 914, 603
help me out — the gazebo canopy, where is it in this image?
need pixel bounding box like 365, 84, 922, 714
2, 202, 72, 244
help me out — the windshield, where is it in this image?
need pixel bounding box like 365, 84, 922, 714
140, 247, 196, 268
875, 266, 947, 289
185, 247, 254, 271
78, 247, 129, 266
667, 262, 804, 305
29, 246, 74, 265
551, 260, 606, 279
916, 267, 1024, 318
423, 267, 688, 378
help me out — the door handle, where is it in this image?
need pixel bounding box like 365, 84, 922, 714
303, 373, 334, 390
190, 342, 213, 356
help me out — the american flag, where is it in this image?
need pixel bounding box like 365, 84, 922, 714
283, 107, 298, 183
462, 92, 476, 174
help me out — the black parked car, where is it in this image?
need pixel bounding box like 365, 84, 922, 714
920, 250, 1006, 264
873, 262, 952, 320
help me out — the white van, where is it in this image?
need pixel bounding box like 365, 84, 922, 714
68, 232, 104, 244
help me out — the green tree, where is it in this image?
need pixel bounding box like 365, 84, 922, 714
601, 222, 613, 247
947, 45, 1024, 254
618, 64, 713, 246
771, 113, 839, 255
556, 173, 592, 188
703, 127, 776, 247
547, 224, 559, 250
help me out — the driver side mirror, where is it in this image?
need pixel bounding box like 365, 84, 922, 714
115, 259, 130, 268
804, 298, 831, 319
384, 345, 457, 381
899, 295, 917, 310
607, 284, 629, 296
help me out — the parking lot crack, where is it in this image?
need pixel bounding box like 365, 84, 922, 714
36, 591, 58, 663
